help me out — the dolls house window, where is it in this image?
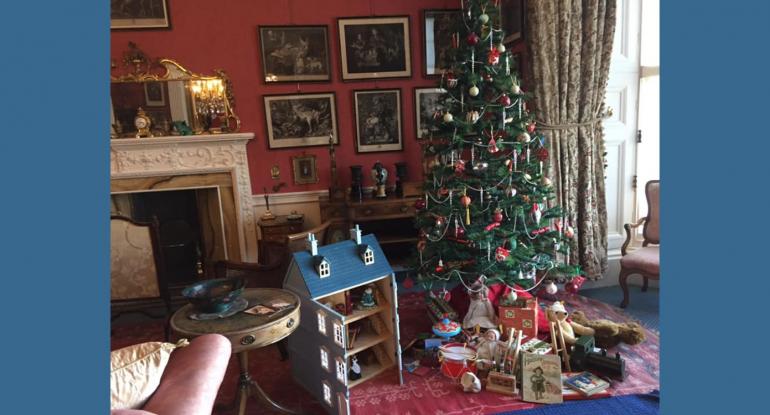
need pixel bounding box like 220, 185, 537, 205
335, 357, 346, 384
333, 322, 344, 347
320, 346, 330, 371
363, 249, 374, 265
322, 381, 332, 406
317, 311, 327, 335
318, 261, 330, 278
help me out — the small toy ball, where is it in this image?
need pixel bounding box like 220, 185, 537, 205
545, 281, 558, 295
469, 85, 480, 96
443, 112, 454, 123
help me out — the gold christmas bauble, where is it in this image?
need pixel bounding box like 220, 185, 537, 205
469, 85, 480, 96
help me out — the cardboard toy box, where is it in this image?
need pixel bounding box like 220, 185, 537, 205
498, 298, 538, 339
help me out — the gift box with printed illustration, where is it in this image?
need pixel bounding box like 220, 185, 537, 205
498, 298, 538, 339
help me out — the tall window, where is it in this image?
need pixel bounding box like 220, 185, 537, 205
317, 311, 327, 335
636, 0, 659, 229
320, 347, 329, 371
333, 322, 344, 347
335, 357, 346, 384
364, 250, 374, 265
319, 261, 330, 278
322, 381, 332, 406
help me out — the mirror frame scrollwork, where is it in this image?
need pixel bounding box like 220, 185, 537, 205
111, 42, 241, 136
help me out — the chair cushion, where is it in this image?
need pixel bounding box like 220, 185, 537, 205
110, 339, 189, 410
621, 246, 660, 275
142, 334, 231, 415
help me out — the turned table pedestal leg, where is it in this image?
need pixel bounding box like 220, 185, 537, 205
235, 351, 300, 415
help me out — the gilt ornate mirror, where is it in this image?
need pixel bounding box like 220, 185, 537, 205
110, 42, 241, 138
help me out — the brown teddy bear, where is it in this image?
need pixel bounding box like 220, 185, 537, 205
546, 302, 596, 345
570, 310, 646, 349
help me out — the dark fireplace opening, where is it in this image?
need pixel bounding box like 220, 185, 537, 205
112, 188, 226, 296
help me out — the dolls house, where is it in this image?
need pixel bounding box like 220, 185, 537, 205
283, 225, 403, 415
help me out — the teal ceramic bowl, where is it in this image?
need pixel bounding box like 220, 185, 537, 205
182, 277, 246, 314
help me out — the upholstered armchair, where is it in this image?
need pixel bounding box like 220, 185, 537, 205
619, 180, 660, 308
111, 216, 171, 338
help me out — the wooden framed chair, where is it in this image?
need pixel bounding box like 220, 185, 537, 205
619, 180, 660, 308
110, 215, 172, 339
286, 220, 332, 253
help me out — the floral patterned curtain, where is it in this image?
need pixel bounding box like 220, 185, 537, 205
526, 0, 616, 279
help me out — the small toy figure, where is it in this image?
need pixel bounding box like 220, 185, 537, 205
530, 367, 546, 400
475, 329, 502, 370
359, 286, 376, 309
349, 356, 362, 381
463, 283, 497, 329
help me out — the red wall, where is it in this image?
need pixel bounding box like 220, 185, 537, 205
111, 0, 527, 195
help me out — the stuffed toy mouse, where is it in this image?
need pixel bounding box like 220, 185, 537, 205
570, 310, 646, 348
545, 301, 595, 345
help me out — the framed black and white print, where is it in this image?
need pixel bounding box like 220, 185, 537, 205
258, 26, 331, 83
353, 89, 403, 153
111, 0, 170, 30
338, 16, 411, 80
423, 10, 460, 77
414, 87, 447, 139
501, 0, 526, 45
264, 92, 338, 149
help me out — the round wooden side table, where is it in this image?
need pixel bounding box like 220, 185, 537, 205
171, 288, 301, 415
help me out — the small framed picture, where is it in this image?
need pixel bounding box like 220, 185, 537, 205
258, 25, 331, 83
263, 92, 338, 149
501, 0, 526, 45
338, 16, 411, 80
143, 82, 166, 106
414, 87, 447, 139
353, 89, 403, 153
422, 10, 461, 77
111, 0, 170, 30
292, 155, 319, 185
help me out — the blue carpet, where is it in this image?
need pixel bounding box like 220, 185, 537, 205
580, 286, 659, 331
496, 391, 660, 415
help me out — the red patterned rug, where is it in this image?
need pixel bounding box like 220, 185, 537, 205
111, 292, 659, 415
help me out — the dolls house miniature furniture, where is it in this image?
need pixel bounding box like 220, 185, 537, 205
110, 215, 172, 338
111, 334, 231, 415
283, 225, 403, 415
619, 180, 660, 308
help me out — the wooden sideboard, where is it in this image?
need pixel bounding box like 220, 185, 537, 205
321, 196, 420, 266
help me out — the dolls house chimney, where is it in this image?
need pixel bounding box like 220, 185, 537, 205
306, 233, 319, 256
350, 224, 362, 245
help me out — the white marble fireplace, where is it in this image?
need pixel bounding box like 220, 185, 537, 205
110, 133, 257, 262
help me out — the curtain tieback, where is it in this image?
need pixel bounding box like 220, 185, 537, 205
536, 107, 614, 131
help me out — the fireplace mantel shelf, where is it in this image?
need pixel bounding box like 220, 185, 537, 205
110, 132, 254, 149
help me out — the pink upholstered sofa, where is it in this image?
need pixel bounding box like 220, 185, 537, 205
112, 334, 231, 415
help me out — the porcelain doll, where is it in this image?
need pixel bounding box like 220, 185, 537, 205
462, 283, 497, 329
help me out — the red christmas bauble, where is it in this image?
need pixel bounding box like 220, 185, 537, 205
495, 246, 510, 262
565, 276, 586, 294
456, 226, 466, 238
435, 265, 444, 273
527, 122, 536, 133
414, 198, 426, 210
435, 216, 445, 227
499, 94, 511, 106
536, 147, 549, 161
487, 48, 500, 65
466, 32, 480, 46
443, 290, 452, 302
460, 195, 472, 207
402, 276, 414, 289
493, 208, 503, 223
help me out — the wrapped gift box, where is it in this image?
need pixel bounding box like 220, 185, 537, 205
498, 298, 538, 339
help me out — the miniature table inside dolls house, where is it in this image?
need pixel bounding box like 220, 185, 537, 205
170, 288, 301, 415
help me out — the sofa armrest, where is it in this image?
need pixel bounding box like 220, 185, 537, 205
142, 334, 231, 415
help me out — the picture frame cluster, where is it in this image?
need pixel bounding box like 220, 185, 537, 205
252, 3, 525, 182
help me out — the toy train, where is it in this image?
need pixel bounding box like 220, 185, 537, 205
570, 335, 627, 380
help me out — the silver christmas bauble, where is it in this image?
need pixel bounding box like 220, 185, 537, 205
497, 44, 506, 53
443, 112, 454, 123
479, 13, 489, 24
469, 85, 480, 97
511, 83, 521, 94
545, 281, 558, 295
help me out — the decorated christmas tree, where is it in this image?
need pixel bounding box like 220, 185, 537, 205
414, 0, 581, 299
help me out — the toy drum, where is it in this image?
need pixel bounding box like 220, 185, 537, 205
438, 343, 477, 379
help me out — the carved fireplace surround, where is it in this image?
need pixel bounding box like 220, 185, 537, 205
110, 133, 257, 262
